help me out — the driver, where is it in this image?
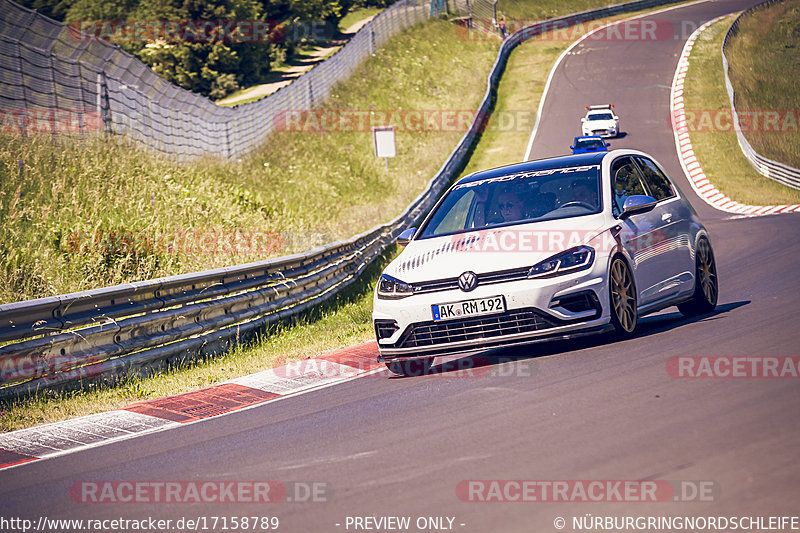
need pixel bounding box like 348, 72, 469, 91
497, 192, 525, 222
571, 180, 598, 208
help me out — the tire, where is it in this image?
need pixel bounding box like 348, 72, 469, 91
385, 357, 434, 377
678, 237, 718, 317
609, 256, 637, 337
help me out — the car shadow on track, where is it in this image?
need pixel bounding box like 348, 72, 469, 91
412, 300, 750, 377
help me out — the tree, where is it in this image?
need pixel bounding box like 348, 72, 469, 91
15, 0, 77, 22
64, 0, 141, 23
122, 0, 274, 98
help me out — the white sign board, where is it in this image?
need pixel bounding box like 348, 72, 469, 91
372, 126, 396, 158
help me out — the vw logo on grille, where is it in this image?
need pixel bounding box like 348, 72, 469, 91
458, 271, 478, 292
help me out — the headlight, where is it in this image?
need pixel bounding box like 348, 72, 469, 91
528, 246, 595, 278
377, 274, 414, 299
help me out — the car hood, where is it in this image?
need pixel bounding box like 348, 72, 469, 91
386, 215, 609, 283
585, 119, 617, 128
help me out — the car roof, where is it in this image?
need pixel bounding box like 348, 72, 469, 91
458, 153, 607, 185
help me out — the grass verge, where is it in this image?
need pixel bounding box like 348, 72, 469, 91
725, 2, 800, 169
683, 14, 800, 206
497, 0, 641, 20
339, 7, 382, 32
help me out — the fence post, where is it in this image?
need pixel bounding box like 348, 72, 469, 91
96, 72, 105, 134
76, 61, 86, 128
50, 53, 59, 126
17, 51, 27, 137
225, 120, 232, 159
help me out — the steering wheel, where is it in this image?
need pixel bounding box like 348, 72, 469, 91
560, 201, 594, 209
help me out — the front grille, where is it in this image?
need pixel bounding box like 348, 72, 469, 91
394, 308, 558, 349
413, 266, 530, 295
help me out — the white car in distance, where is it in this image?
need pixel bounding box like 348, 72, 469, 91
581, 104, 619, 137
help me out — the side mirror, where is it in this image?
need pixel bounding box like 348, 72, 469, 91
620, 195, 657, 220
396, 227, 417, 246
570, 145, 575, 150
580, 118, 586, 122
605, 143, 610, 148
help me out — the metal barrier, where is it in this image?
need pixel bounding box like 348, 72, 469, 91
0, 0, 683, 399
721, 0, 800, 190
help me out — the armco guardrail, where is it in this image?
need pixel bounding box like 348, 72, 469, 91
0, 0, 682, 400
721, 0, 800, 189
0, 0, 430, 160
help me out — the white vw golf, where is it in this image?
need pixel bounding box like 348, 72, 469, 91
373, 150, 718, 375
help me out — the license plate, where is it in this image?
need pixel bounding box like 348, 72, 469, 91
432, 296, 505, 321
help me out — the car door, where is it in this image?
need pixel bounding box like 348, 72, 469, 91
633, 155, 695, 299
610, 156, 675, 307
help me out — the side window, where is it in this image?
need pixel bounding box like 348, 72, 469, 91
610, 157, 647, 217
635, 156, 675, 201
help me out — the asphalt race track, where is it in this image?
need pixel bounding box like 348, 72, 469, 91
2, 1, 799, 531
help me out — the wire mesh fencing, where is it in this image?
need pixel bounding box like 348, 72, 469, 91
0, 0, 429, 160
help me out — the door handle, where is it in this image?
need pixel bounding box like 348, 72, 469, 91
661, 213, 672, 222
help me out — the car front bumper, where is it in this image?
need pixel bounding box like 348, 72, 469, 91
373, 262, 613, 362
582, 127, 618, 138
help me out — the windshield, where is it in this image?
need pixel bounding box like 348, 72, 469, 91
576, 138, 605, 149
418, 165, 602, 239
588, 112, 614, 121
